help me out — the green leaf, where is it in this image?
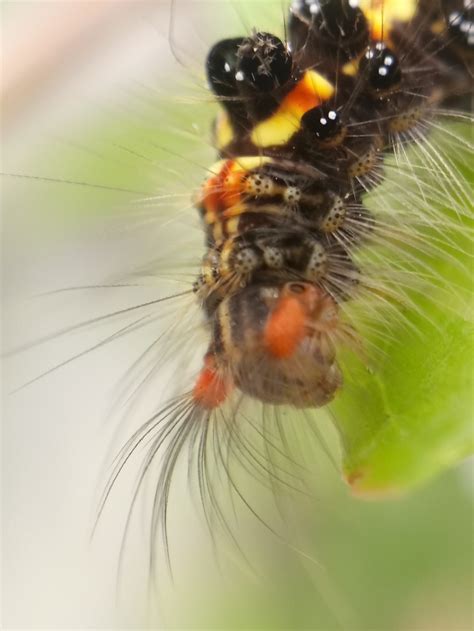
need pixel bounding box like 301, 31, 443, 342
331, 124, 473, 496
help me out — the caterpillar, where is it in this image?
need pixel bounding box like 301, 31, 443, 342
107, 0, 471, 526
193, 0, 472, 409
4, 0, 473, 620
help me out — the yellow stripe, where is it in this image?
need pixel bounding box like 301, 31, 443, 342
212, 221, 224, 243
217, 301, 235, 359
251, 70, 334, 148
207, 156, 273, 175
232, 156, 273, 171
225, 217, 240, 236
220, 238, 237, 275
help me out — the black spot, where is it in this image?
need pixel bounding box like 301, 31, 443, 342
361, 43, 402, 92
301, 105, 344, 142
206, 38, 245, 98
236, 32, 292, 92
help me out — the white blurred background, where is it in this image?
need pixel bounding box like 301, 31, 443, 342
3, 2, 210, 627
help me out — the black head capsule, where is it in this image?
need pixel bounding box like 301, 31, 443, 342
301, 105, 346, 146
206, 37, 245, 98
235, 32, 293, 92
360, 43, 402, 94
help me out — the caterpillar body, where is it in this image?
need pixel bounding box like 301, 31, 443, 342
77, 0, 474, 577
192, 0, 472, 411
6, 0, 473, 602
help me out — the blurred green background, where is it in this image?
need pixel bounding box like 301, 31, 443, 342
3, 2, 473, 629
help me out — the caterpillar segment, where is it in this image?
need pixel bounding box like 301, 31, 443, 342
195, 282, 343, 409
196, 158, 349, 242
191, 0, 473, 411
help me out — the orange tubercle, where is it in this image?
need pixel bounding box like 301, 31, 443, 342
193, 355, 231, 409
202, 160, 235, 217
264, 296, 307, 359
201, 157, 273, 225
